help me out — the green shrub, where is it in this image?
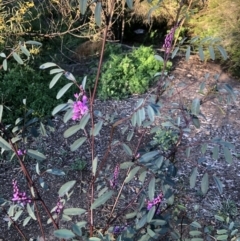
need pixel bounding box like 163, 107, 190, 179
0, 64, 74, 124
97, 46, 172, 99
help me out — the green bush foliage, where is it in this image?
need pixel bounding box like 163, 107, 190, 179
97, 46, 172, 99
0, 64, 73, 123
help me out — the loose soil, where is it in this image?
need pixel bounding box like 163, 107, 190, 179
0, 55, 240, 241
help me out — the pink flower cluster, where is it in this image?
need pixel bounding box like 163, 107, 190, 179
55, 197, 64, 215
12, 180, 31, 206
72, 94, 88, 121
147, 192, 163, 211
110, 164, 120, 188
17, 149, 26, 156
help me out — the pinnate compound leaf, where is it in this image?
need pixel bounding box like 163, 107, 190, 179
79, 0, 87, 14
148, 178, 155, 200
13, 52, 23, 64
92, 156, 98, 176
27, 204, 37, 220
63, 208, 86, 215
3, 59, 7, 71
191, 98, 200, 116
25, 40, 42, 46
122, 143, 132, 156
58, 180, 76, 197
223, 147, 232, 164
185, 45, 191, 61
190, 167, 198, 189
64, 124, 82, 138
95, 2, 102, 27
57, 83, 74, 99
139, 151, 159, 163
54, 229, 75, 239
125, 166, 140, 183
49, 73, 63, 89
70, 137, 87, 151
125, 0, 133, 9
52, 103, 68, 116
23, 216, 31, 226
201, 173, 209, 195
46, 168, 65, 176
213, 175, 223, 194
40, 62, 57, 69
0, 136, 11, 151
147, 206, 156, 223
91, 190, 114, 209
27, 149, 46, 161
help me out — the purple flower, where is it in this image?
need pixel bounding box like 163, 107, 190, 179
112, 225, 127, 234
147, 192, 163, 211
72, 95, 88, 120
163, 27, 177, 53
17, 149, 26, 156
12, 180, 31, 206
110, 164, 120, 188
55, 197, 64, 215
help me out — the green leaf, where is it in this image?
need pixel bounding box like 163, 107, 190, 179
64, 108, 73, 123
27, 204, 37, 220
70, 137, 87, 151
189, 231, 202, 236
198, 46, 204, 61
58, 180, 76, 197
171, 47, 179, 59
46, 168, 65, 176
217, 229, 228, 235
54, 229, 75, 239
57, 83, 73, 99
89, 238, 101, 241
36, 162, 40, 175
215, 215, 225, 222
79, 113, 90, 129
223, 147, 232, 164
216, 234, 228, 240
136, 214, 147, 229
52, 103, 68, 116
147, 228, 156, 238
23, 216, 31, 227
191, 98, 200, 116
150, 219, 166, 225
92, 120, 103, 136
50, 72, 63, 89
190, 221, 202, 228
40, 62, 57, 69
91, 190, 114, 209
201, 143, 207, 154
79, 0, 88, 14
0, 105, 3, 123
122, 143, 132, 156
50, 68, 64, 75
127, 130, 134, 141
131, 112, 137, 126
20, 46, 30, 57
213, 175, 223, 194
95, 2, 102, 27
63, 208, 86, 216
208, 45, 215, 60
125, 212, 137, 219
201, 173, 209, 195
13, 210, 23, 221
212, 145, 219, 160
185, 45, 191, 61
25, 40, 42, 46
147, 206, 156, 223
139, 151, 159, 163
3, 59, 7, 71
120, 162, 134, 169
186, 147, 191, 157
190, 238, 203, 241
27, 149, 46, 161
92, 156, 98, 176
82, 76, 87, 90
223, 84, 236, 101
72, 224, 82, 236
147, 105, 155, 122
64, 124, 82, 138
125, 0, 133, 9
0, 52, 6, 58
154, 55, 163, 62
148, 178, 155, 200
217, 45, 228, 60
190, 167, 198, 189
13, 52, 23, 64
125, 166, 140, 183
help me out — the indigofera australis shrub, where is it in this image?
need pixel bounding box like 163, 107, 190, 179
0, 0, 239, 241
